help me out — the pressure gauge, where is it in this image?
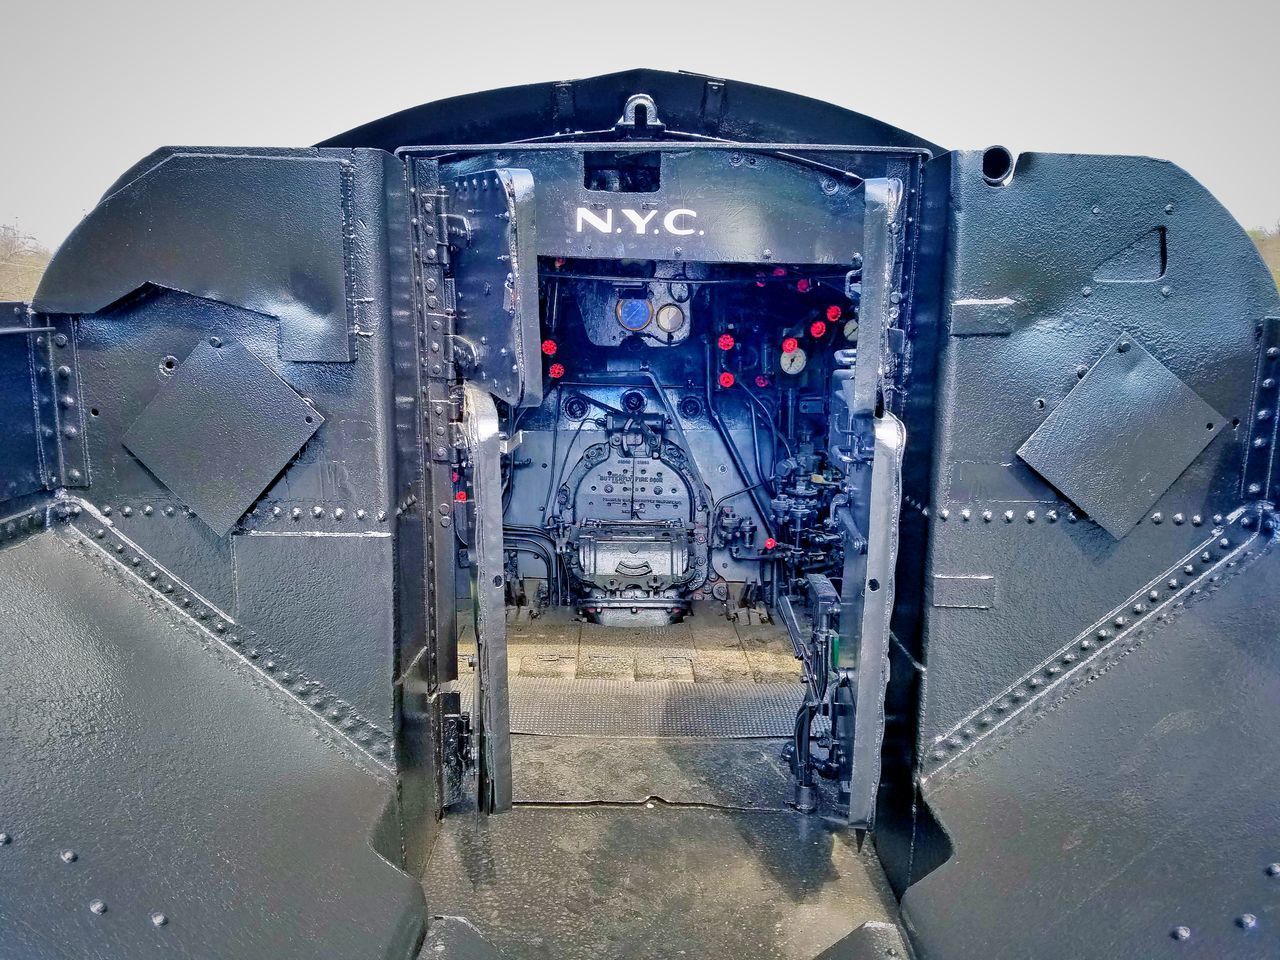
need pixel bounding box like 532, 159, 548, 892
843, 318, 860, 342
615, 297, 653, 331
655, 303, 686, 334
780, 346, 808, 375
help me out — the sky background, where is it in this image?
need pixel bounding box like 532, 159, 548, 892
4, 0, 1278, 249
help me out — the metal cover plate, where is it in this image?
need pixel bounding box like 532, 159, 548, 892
233, 532, 395, 729
1017, 336, 1225, 538
122, 340, 322, 536
449, 168, 542, 409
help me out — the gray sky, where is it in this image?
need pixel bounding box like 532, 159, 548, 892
4, 0, 1277, 249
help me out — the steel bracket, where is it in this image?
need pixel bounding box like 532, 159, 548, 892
29, 315, 89, 489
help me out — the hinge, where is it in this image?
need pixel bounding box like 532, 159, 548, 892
439, 690, 473, 808
29, 314, 89, 489
414, 186, 452, 270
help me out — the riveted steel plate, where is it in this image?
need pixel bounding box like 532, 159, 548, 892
0, 532, 424, 960
0, 308, 42, 500
462, 677, 802, 738
1017, 336, 1225, 539
449, 168, 542, 410
234, 531, 395, 731
122, 340, 323, 536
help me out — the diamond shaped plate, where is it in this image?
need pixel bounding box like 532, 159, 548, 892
1017, 336, 1225, 539
123, 340, 322, 536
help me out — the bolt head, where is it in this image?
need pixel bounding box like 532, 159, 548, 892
1236, 914, 1257, 930
60, 849, 77, 863
151, 911, 168, 927
89, 899, 106, 915
1171, 925, 1191, 941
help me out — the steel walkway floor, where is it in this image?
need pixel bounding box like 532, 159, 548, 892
464, 677, 803, 738
459, 605, 802, 683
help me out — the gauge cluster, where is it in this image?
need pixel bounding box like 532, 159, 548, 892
500, 256, 862, 625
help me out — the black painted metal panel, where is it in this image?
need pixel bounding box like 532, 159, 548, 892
0, 531, 424, 960
449, 169, 541, 409
122, 339, 323, 536
321, 69, 942, 155
1018, 335, 1227, 538
916, 150, 1277, 755
234, 531, 397, 732
0, 304, 43, 504
34, 151, 357, 362
440, 148, 866, 265
903, 529, 1280, 959
891, 148, 1280, 958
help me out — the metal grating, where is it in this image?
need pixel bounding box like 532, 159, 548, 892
462, 677, 802, 738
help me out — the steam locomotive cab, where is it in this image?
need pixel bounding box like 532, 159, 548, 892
10, 69, 1278, 960
410, 100, 920, 821
513, 256, 858, 627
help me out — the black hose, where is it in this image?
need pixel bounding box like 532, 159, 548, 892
737, 382, 794, 460
504, 539, 560, 605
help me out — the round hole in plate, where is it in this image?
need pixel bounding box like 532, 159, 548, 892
305, 415, 314, 424
981, 145, 1015, 186
868, 578, 881, 592
90, 407, 100, 417
160, 356, 177, 373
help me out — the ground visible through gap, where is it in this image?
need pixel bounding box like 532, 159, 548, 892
423, 803, 897, 960
430, 602, 895, 959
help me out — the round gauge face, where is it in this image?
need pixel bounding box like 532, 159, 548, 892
780, 346, 808, 375
655, 303, 686, 334
615, 298, 653, 331
843, 318, 860, 342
